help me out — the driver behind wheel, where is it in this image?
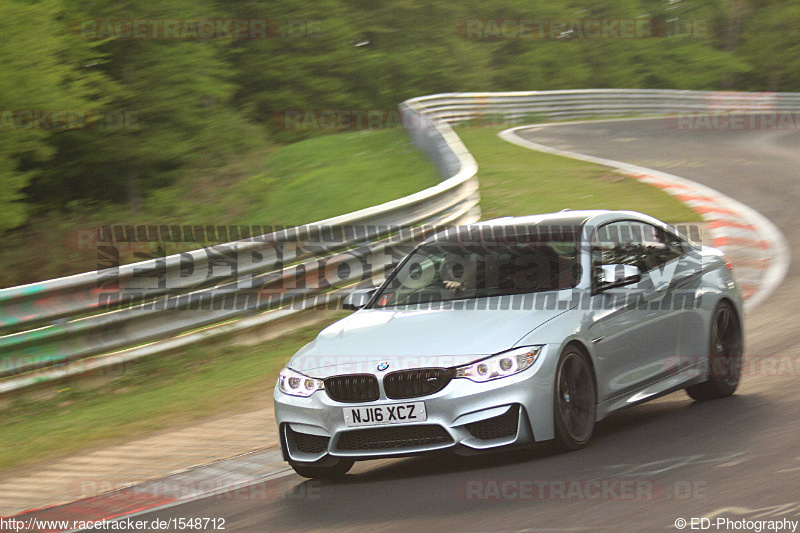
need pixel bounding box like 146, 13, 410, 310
441, 257, 478, 295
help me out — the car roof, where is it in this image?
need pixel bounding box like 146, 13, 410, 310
479, 209, 606, 227
424, 210, 669, 244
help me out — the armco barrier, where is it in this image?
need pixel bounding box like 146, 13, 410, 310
2, 89, 798, 391
406, 89, 800, 125
0, 100, 479, 385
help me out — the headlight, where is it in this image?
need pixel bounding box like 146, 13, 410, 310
455, 346, 542, 382
278, 367, 325, 397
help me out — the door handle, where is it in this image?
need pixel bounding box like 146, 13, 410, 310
657, 274, 694, 292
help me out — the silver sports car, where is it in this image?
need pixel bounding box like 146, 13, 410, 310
273, 210, 744, 478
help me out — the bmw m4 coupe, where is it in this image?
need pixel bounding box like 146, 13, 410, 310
273, 210, 744, 478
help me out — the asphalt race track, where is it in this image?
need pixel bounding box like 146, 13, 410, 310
134, 118, 800, 532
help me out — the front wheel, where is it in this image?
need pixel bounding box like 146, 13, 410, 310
553, 345, 597, 451
686, 300, 743, 401
289, 457, 355, 479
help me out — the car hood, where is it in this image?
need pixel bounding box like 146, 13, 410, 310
289, 300, 571, 377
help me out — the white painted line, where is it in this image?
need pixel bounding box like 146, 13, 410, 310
499, 121, 790, 312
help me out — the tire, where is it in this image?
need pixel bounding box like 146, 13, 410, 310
686, 300, 743, 401
553, 345, 597, 451
289, 458, 355, 479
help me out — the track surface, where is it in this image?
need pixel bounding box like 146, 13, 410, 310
136, 118, 800, 532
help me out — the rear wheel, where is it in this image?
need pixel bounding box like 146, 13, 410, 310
289, 458, 355, 479
686, 300, 743, 401
553, 345, 596, 451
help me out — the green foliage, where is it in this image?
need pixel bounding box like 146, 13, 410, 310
0, 0, 101, 231
0, 0, 794, 235
737, 1, 800, 91
27, 0, 264, 211
0, 130, 439, 286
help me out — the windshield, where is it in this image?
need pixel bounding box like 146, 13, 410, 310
372, 236, 581, 308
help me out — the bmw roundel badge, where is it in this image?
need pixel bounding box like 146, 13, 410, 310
377, 362, 390, 371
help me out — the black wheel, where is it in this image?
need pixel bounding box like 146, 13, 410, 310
289, 458, 354, 479
553, 345, 596, 451
686, 300, 743, 401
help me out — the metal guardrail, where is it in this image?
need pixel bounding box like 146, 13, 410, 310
2, 88, 799, 390
408, 89, 800, 124
0, 101, 479, 383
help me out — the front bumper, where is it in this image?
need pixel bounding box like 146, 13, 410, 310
273, 344, 559, 464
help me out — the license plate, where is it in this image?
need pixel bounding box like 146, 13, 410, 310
343, 402, 427, 427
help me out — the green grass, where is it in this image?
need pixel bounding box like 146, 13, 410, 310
458, 126, 701, 223
0, 124, 701, 473
148, 128, 442, 228
0, 129, 440, 287
0, 320, 341, 471
244, 130, 441, 227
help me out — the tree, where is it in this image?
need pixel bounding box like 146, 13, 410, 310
737, 0, 800, 91
0, 0, 101, 231
27, 0, 263, 210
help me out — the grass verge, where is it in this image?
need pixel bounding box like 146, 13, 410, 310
1, 129, 440, 287
457, 126, 701, 223
0, 125, 701, 472
0, 320, 341, 471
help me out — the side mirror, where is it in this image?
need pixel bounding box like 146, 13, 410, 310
342, 288, 377, 310
596, 264, 641, 292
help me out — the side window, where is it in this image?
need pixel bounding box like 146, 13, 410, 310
592, 221, 655, 284
643, 225, 686, 267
